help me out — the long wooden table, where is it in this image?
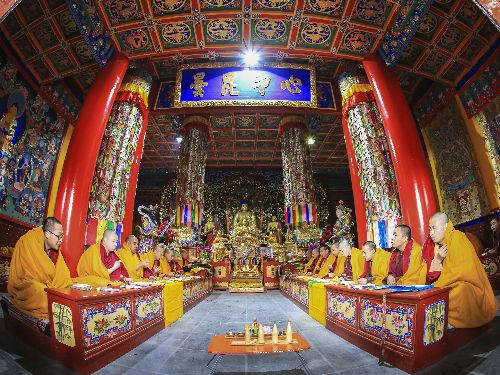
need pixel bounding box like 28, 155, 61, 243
325, 284, 451, 373
46, 285, 165, 374
207, 332, 311, 375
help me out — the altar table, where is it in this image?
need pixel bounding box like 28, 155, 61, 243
207, 332, 311, 375
47, 286, 164, 374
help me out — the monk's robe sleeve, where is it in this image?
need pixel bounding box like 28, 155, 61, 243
76, 244, 116, 287
333, 254, 346, 277
351, 248, 365, 282
318, 254, 336, 278
302, 258, 314, 275
397, 242, 427, 285
7, 227, 73, 319
433, 223, 498, 328
116, 246, 143, 279
160, 258, 172, 276
371, 248, 391, 285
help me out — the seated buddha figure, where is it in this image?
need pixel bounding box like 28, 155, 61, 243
232, 203, 258, 237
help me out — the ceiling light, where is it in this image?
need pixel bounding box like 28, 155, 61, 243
307, 137, 316, 145
243, 50, 260, 66
176, 136, 183, 143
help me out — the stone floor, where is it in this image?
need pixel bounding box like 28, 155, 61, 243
0, 290, 499, 375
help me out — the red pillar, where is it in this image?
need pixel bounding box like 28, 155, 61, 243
121, 110, 149, 241
54, 53, 129, 276
363, 54, 437, 244
341, 116, 367, 247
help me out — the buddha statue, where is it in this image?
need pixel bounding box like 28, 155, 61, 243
232, 203, 258, 237
266, 215, 282, 244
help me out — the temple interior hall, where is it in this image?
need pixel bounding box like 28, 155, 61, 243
0, 0, 499, 374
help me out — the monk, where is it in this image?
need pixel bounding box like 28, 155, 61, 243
77, 230, 132, 284
386, 225, 427, 285
143, 244, 171, 279
303, 248, 320, 275
422, 212, 497, 328
116, 235, 150, 280
168, 250, 182, 274
358, 241, 391, 285
8, 217, 72, 319
315, 244, 336, 278
312, 245, 330, 276
179, 248, 191, 272
324, 241, 341, 279
335, 239, 364, 282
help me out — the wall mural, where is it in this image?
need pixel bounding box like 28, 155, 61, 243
0, 51, 66, 226
424, 100, 489, 224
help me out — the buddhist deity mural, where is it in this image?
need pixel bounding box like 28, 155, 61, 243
0, 52, 66, 226
424, 100, 489, 224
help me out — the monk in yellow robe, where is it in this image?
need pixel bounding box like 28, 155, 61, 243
312, 245, 331, 277
423, 212, 498, 328
77, 230, 132, 286
316, 243, 337, 278
323, 241, 341, 278
116, 235, 150, 280
303, 248, 320, 275
142, 244, 172, 279
335, 239, 364, 282
358, 241, 391, 285
8, 217, 72, 319
387, 224, 427, 285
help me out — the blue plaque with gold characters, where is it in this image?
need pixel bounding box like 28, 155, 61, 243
173, 63, 317, 108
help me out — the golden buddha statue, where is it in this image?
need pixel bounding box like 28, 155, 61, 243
232, 203, 258, 237
266, 215, 282, 244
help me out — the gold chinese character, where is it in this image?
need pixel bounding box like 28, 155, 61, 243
280, 75, 302, 94
252, 75, 271, 96
190, 72, 208, 97
221, 72, 239, 96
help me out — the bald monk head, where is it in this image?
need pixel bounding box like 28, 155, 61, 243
330, 241, 340, 256
165, 248, 175, 262
125, 235, 139, 253
361, 241, 376, 261
429, 212, 448, 245
392, 225, 411, 251
311, 248, 319, 259
43, 217, 63, 251
101, 230, 118, 253
339, 238, 352, 257
154, 244, 165, 260
319, 244, 330, 258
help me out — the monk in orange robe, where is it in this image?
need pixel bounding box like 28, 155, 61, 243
382, 225, 426, 285
169, 250, 183, 274
324, 241, 341, 279
358, 241, 391, 285
179, 248, 191, 272
8, 217, 72, 319
77, 230, 132, 285
116, 235, 150, 280
336, 239, 364, 282
303, 248, 320, 275
143, 244, 171, 279
313, 245, 331, 276
422, 212, 498, 328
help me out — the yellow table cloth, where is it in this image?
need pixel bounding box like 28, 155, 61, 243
161, 281, 184, 327
308, 282, 327, 326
